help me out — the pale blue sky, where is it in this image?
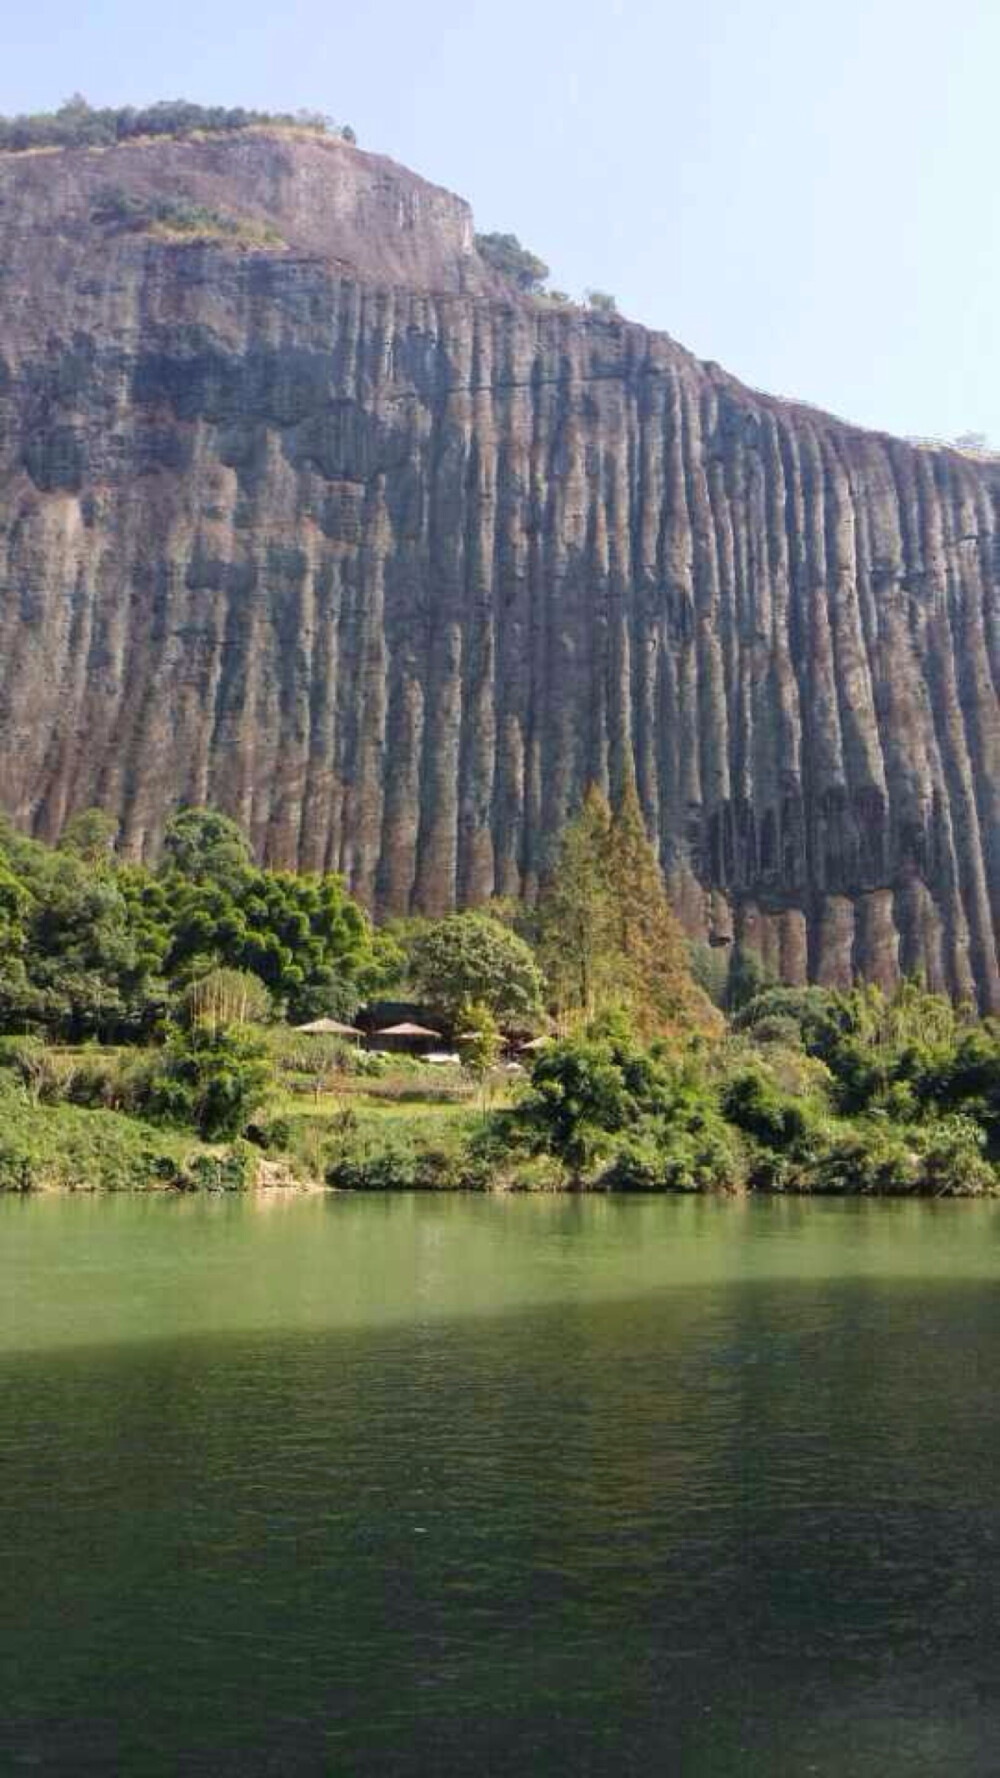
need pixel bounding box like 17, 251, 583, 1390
4, 0, 997, 441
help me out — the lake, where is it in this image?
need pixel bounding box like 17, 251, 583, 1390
2, 1192, 1000, 1776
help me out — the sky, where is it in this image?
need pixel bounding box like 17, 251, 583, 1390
3, 0, 998, 443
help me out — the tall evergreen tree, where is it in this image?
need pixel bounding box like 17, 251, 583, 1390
536, 781, 719, 1038
606, 779, 720, 1038
535, 787, 617, 1024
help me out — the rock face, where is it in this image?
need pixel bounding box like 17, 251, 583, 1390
1, 130, 998, 1004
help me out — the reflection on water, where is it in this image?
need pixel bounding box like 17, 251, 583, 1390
2, 1194, 999, 1776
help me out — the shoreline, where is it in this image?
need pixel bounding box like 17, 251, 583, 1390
4, 1176, 993, 1200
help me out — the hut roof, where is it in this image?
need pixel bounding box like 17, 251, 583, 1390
294, 1017, 362, 1036
376, 1021, 441, 1038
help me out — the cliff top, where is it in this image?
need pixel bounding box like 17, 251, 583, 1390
2, 107, 997, 471
0, 116, 498, 296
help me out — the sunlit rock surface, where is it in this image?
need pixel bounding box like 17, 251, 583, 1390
1, 130, 997, 1003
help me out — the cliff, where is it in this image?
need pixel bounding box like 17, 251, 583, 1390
0, 129, 998, 1005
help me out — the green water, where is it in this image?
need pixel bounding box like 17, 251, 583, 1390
2, 1194, 1000, 1776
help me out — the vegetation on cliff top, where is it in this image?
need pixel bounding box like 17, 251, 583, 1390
0, 95, 357, 155
474, 230, 617, 312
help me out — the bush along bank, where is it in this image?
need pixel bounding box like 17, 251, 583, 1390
3, 989, 1000, 1196
318, 991, 1000, 1197
0, 1073, 257, 1193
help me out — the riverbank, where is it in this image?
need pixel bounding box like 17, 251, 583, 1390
4, 976, 1000, 1199
2, 1076, 997, 1197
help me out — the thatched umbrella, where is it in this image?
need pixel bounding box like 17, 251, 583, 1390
375, 1021, 440, 1037
519, 1034, 553, 1052
373, 1020, 442, 1054
295, 1017, 362, 1040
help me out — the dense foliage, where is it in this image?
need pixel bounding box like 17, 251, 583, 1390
141, 1025, 272, 1140
474, 232, 549, 293
497, 979, 1000, 1196
0, 808, 383, 1038
1, 798, 999, 1199
404, 911, 544, 1028
0, 96, 354, 154
510, 1016, 740, 1189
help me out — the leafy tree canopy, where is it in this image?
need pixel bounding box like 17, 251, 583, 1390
58, 807, 118, 864
162, 807, 251, 882
475, 232, 550, 293
170, 869, 373, 1021
0, 808, 382, 1035
405, 911, 545, 1029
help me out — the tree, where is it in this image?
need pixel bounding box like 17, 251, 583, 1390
0, 836, 159, 1039
522, 1033, 639, 1171
406, 912, 544, 1029
689, 940, 730, 1008
162, 864, 377, 1023
181, 967, 272, 1034
535, 786, 617, 1023
605, 779, 720, 1039
514, 1017, 735, 1183
585, 289, 617, 314
725, 943, 773, 1013
456, 999, 503, 1118
0, 100, 336, 155
535, 782, 718, 1038
475, 232, 550, 293
162, 808, 250, 882
58, 808, 117, 864
0, 858, 28, 952
145, 1024, 271, 1140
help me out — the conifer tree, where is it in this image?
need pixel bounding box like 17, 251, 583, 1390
606, 778, 720, 1038
536, 779, 720, 1038
535, 786, 617, 1024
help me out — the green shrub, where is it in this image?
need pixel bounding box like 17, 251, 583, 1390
139, 1025, 271, 1139
183, 1143, 255, 1192
791, 1123, 921, 1196
474, 232, 549, 293
325, 1122, 486, 1191
489, 1151, 568, 1192
914, 1115, 996, 1197
721, 1069, 815, 1150
0, 1034, 49, 1090
0, 1078, 188, 1191
93, 187, 285, 246
733, 986, 843, 1051
747, 1014, 805, 1048
246, 1115, 293, 1153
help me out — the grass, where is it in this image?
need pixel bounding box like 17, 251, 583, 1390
0, 1080, 224, 1192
